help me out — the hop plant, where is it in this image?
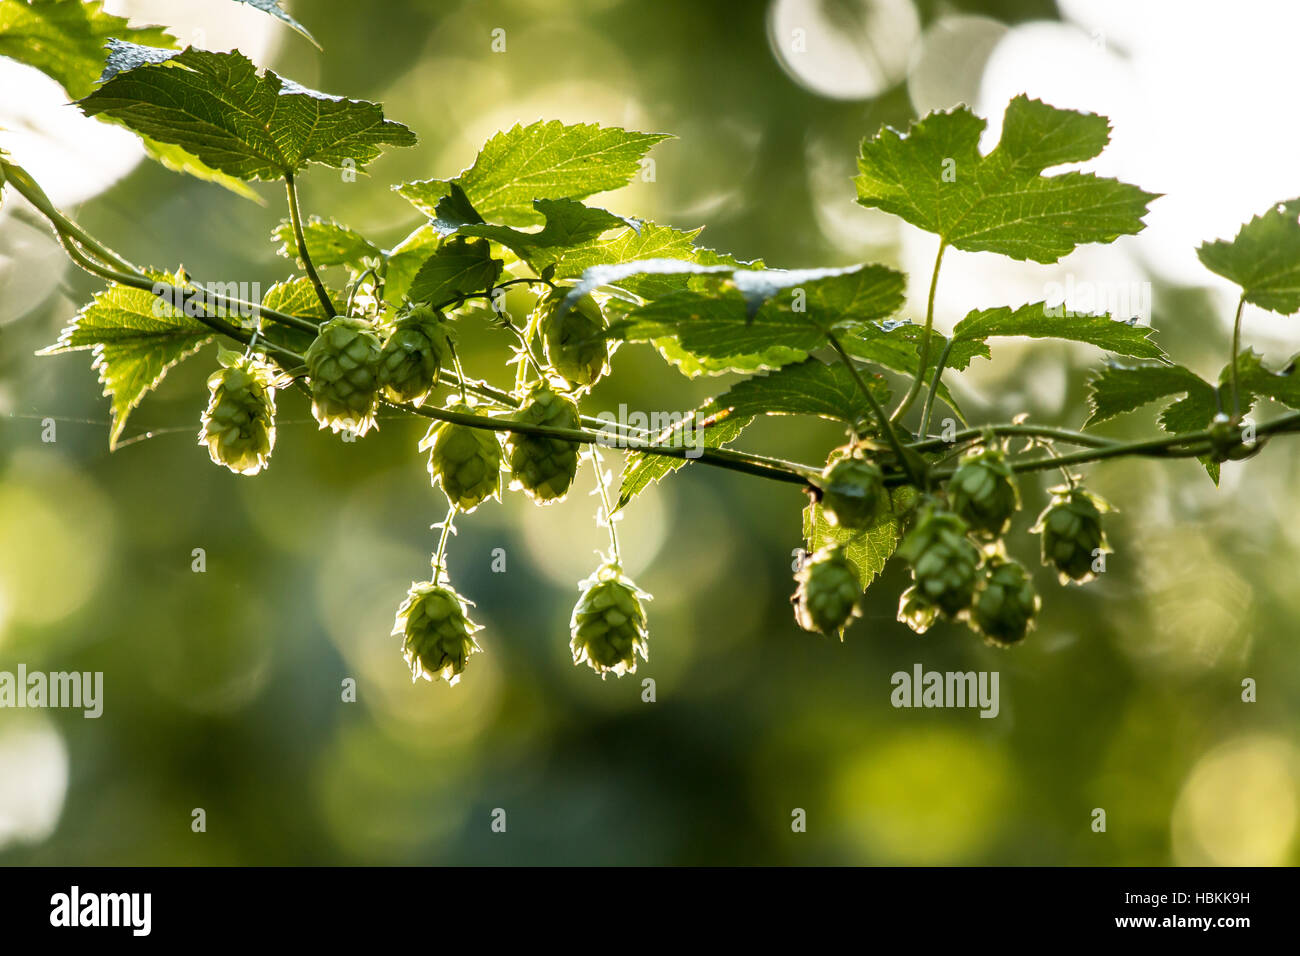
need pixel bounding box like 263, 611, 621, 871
897, 585, 940, 635
392, 579, 482, 686
506, 383, 581, 503
198, 348, 277, 476
304, 316, 384, 435
421, 402, 503, 512
818, 454, 885, 529
569, 562, 650, 678
537, 288, 609, 389
793, 545, 861, 637
1033, 487, 1109, 584
377, 304, 450, 404
948, 448, 1019, 536
896, 505, 982, 621
971, 558, 1040, 646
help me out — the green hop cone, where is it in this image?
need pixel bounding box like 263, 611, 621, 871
420, 402, 503, 512
569, 563, 650, 678
897, 585, 940, 634
1032, 487, 1108, 584
819, 455, 885, 529
304, 316, 384, 435
793, 545, 861, 637
537, 288, 609, 389
392, 579, 482, 686
948, 448, 1019, 536
971, 558, 1040, 647
377, 304, 450, 404
198, 349, 277, 476
506, 383, 581, 503
896, 504, 982, 619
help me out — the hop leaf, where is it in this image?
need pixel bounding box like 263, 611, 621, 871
971, 558, 1040, 647
392, 580, 482, 686
948, 448, 1019, 536
1032, 487, 1109, 584
304, 317, 384, 435
896, 504, 982, 620
421, 402, 503, 512
817, 453, 885, 530
793, 545, 861, 638
198, 348, 277, 475
377, 305, 450, 404
538, 288, 609, 389
570, 563, 650, 678
506, 384, 581, 503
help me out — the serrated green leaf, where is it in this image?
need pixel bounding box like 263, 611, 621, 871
256, 276, 325, 354
37, 276, 212, 448
79, 43, 416, 181
0, 0, 173, 99
715, 357, 889, 425
272, 217, 380, 270
953, 302, 1164, 359
855, 95, 1158, 263
383, 223, 440, 306
615, 406, 753, 510
394, 120, 668, 226
553, 223, 756, 298
407, 237, 503, 305
138, 136, 260, 200
1197, 199, 1300, 314
841, 321, 968, 420
1085, 360, 1212, 426
436, 198, 633, 272
230, 0, 319, 49
802, 486, 914, 590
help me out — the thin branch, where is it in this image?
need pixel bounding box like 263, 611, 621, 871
1229, 294, 1247, 421
285, 172, 337, 317
825, 330, 923, 486
892, 240, 946, 423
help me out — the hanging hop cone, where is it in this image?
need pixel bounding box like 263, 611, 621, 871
1032, 487, 1108, 584
896, 504, 982, 619
569, 563, 650, 678
304, 316, 384, 435
948, 447, 1019, 536
392, 579, 482, 686
971, 558, 1040, 647
506, 383, 581, 503
198, 348, 277, 476
818, 454, 885, 530
421, 402, 503, 513
377, 304, 450, 404
537, 288, 609, 389
793, 545, 861, 637
897, 585, 941, 635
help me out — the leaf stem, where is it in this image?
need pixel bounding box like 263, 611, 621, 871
588, 447, 621, 565
1229, 294, 1247, 422
285, 172, 336, 317
892, 240, 946, 423
432, 504, 457, 587
824, 330, 922, 485
918, 336, 955, 437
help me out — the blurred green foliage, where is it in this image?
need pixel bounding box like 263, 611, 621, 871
1, 0, 1297, 866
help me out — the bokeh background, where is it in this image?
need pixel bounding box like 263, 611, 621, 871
2, 0, 1299, 865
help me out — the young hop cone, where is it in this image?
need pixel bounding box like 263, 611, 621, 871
570, 563, 650, 678
1032, 486, 1109, 584
392, 579, 482, 686
793, 545, 861, 638
377, 304, 450, 404
948, 447, 1019, 536
971, 558, 1040, 647
896, 504, 982, 622
897, 585, 940, 635
420, 401, 503, 512
506, 383, 581, 503
818, 454, 885, 530
536, 288, 609, 389
304, 316, 384, 435
198, 348, 278, 476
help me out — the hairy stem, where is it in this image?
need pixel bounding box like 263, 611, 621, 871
285, 173, 336, 318
893, 241, 946, 423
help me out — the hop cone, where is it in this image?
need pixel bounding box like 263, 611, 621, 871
1033, 487, 1107, 584
198, 349, 277, 476
948, 448, 1019, 536
422, 402, 503, 512
506, 384, 581, 503
378, 305, 450, 404
971, 558, 1040, 646
897, 585, 940, 635
896, 505, 982, 618
819, 455, 885, 529
392, 580, 482, 686
570, 563, 650, 678
304, 316, 384, 435
793, 545, 861, 637
537, 289, 609, 389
